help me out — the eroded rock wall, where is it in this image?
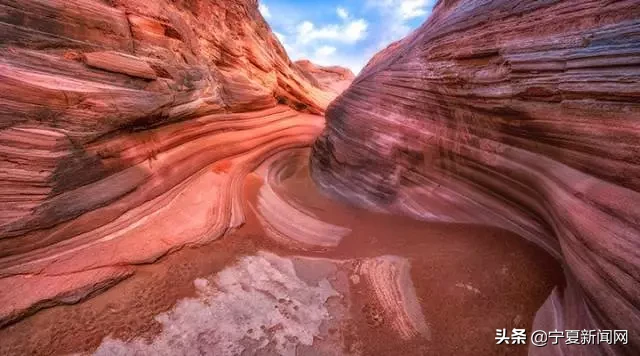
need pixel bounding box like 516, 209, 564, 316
311, 1, 640, 355
0, 0, 346, 326
0, 0, 332, 237
295, 59, 356, 97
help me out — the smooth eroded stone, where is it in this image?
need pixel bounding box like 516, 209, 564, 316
310, 1, 640, 355
0, 0, 352, 326
83, 51, 158, 80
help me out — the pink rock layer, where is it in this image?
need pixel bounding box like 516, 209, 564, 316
295, 59, 356, 97
356, 255, 430, 341
310, 1, 640, 355
252, 150, 351, 250
0, 0, 352, 326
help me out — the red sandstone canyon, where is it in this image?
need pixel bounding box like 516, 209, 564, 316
0, 0, 638, 355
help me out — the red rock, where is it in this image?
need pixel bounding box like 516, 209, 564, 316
0, 266, 134, 328
310, 1, 640, 355
295, 59, 355, 96
83, 51, 158, 80
0, 0, 347, 326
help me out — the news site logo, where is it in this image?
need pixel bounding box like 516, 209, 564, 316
496, 328, 628, 347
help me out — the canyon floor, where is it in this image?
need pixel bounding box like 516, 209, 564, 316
1, 1, 637, 355
0, 147, 561, 356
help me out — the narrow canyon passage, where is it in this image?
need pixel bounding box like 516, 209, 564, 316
2, 0, 637, 355
0, 147, 561, 356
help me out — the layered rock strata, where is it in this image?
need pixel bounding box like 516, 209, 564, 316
311, 1, 640, 355
356, 256, 429, 341
0, 145, 562, 355
0, 106, 326, 326
0, 0, 350, 326
253, 150, 351, 250
295, 60, 356, 97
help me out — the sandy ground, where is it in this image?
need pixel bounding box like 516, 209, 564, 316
0, 150, 561, 356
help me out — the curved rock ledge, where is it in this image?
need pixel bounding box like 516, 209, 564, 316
0, 0, 355, 327
0, 106, 325, 326
310, 1, 640, 355
0, 147, 562, 355
252, 151, 351, 250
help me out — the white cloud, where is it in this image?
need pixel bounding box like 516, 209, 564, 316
264, 1, 434, 75
337, 7, 349, 20
276, 26, 368, 74
274, 30, 307, 60
344, 19, 368, 42
399, 0, 429, 19
274, 31, 286, 42
315, 46, 337, 57
259, 3, 271, 19
306, 49, 373, 74
365, 0, 434, 50
367, 0, 433, 20
297, 21, 315, 36
296, 19, 368, 44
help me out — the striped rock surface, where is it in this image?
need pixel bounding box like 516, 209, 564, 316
310, 1, 640, 355
0, 0, 351, 326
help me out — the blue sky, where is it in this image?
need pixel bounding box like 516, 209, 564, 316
258, 0, 437, 74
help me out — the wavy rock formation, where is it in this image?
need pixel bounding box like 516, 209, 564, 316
0, 140, 562, 355
295, 59, 356, 97
0, 0, 353, 326
252, 150, 351, 250
311, 1, 640, 355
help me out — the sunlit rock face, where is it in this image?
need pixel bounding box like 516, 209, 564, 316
295, 60, 356, 97
0, 0, 351, 326
311, 0, 640, 354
